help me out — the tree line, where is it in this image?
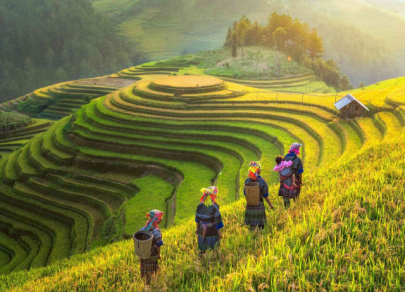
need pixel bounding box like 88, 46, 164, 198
0, 0, 145, 104
223, 13, 353, 90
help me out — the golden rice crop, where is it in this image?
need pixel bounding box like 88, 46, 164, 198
152, 76, 223, 88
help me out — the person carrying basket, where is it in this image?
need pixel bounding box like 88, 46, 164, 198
244, 161, 274, 229
195, 186, 224, 256
136, 209, 164, 285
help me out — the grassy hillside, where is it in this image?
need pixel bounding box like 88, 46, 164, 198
118, 48, 332, 93
92, 0, 405, 86
2, 136, 405, 291
92, 0, 281, 60
0, 61, 404, 290
163, 47, 313, 79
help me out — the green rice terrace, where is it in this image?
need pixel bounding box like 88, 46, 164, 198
0, 63, 404, 291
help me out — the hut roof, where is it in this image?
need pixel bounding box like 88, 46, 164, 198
334, 94, 369, 111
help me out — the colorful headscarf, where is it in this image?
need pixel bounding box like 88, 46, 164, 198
289, 143, 302, 155
200, 186, 218, 205
141, 209, 164, 231
248, 161, 261, 180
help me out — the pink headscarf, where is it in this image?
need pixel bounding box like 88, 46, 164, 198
289, 143, 302, 155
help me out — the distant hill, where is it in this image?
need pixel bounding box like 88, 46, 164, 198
0, 0, 143, 104
287, 0, 405, 85
365, 0, 405, 15
92, 0, 405, 86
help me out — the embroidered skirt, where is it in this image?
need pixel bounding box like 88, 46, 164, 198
198, 235, 220, 251
278, 184, 301, 199
140, 258, 159, 277
245, 202, 267, 227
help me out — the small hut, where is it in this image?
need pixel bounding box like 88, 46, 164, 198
334, 94, 369, 119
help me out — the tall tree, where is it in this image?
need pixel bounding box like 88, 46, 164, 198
233, 21, 238, 31
231, 32, 238, 58
307, 28, 324, 59
339, 75, 353, 91
273, 27, 287, 50
223, 27, 232, 48
237, 20, 249, 57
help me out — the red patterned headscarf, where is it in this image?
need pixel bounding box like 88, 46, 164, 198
200, 186, 218, 205
248, 161, 261, 180
141, 209, 164, 231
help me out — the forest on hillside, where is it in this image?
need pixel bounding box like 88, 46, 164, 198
223, 13, 352, 90
0, 0, 144, 103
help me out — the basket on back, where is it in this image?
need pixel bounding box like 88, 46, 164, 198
244, 182, 260, 206
133, 230, 154, 260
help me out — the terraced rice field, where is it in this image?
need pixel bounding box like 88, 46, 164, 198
117, 63, 186, 79
33, 83, 120, 120
0, 67, 404, 289
0, 119, 52, 160
0, 79, 124, 121
218, 74, 328, 93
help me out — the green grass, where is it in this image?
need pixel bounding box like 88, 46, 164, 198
4, 149, 21, 183
0, 248, 11, 267
0, 231, 27, 275
124, 175, 174, 235
334, 120, 363, 160
377, 112, 403, 141
0, 188, 73, 265
0, 112, 30, 128
1, 136, 405, 290
394, 106, 405, 126
0, 213, 51, 269
12, 182, 89, 254
17, 142, 39, 177
42, 121, 75, 164
354, 117, 383, 148
160, 47, 313, 80
76, 147, 216, 225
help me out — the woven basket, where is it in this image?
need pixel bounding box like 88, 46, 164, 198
244, 182, 260, 206
133, 231, 154, 260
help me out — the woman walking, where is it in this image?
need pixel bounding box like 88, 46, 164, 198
279, 143, 304, 208
139, 209, 164, 285
195, 186, 224, 256
244, 162, 274, 229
